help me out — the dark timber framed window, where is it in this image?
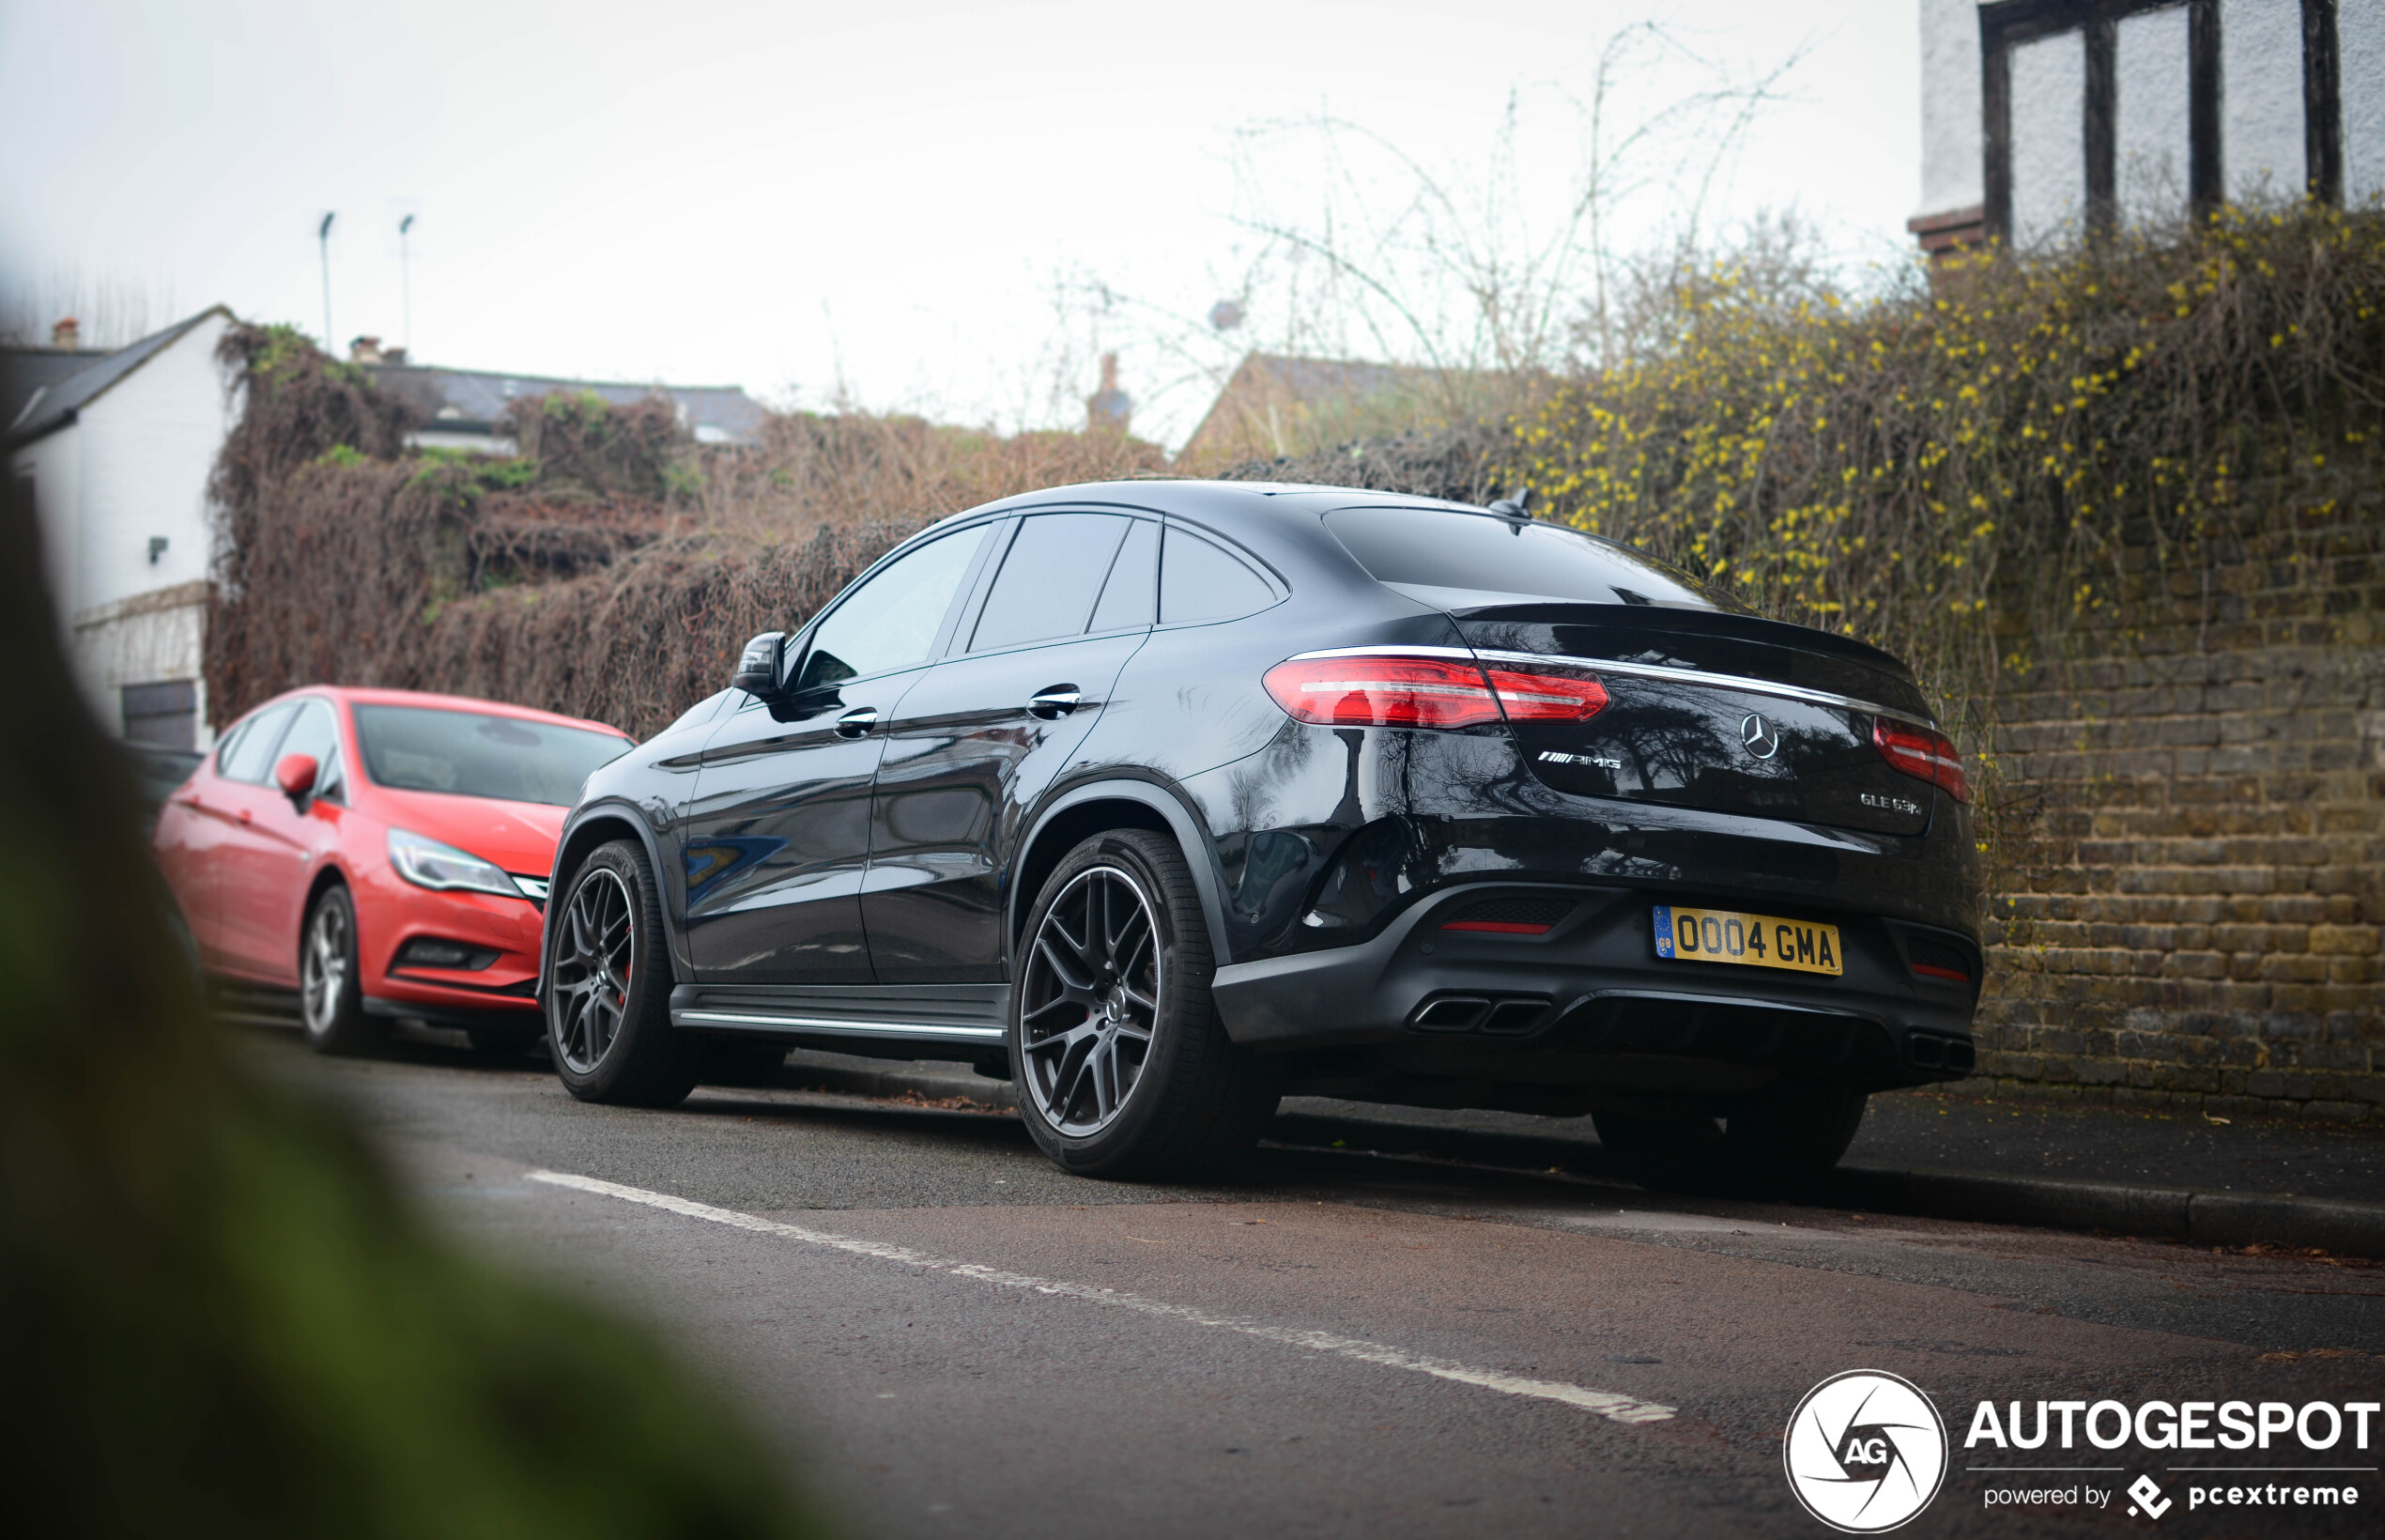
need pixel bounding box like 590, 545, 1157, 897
1980, 0, 2344, 242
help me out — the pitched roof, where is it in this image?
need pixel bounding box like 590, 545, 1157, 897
4, 306, 233, 446
1178, 351, 1451, 464
0, 349, 104, 436
363, 362, 765, 445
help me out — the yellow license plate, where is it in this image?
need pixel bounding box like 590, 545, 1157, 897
1654, 905, 1842, 976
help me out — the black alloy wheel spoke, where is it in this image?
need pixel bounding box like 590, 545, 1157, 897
1034, 934, 1097, 995
1020, 865, 1163, 1137
554, 869, 635, 1075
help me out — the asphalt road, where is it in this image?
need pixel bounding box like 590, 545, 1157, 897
264, 1031, 2385, 1539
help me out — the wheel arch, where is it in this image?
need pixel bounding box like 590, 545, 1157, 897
544, 804, 683, 993
1007, 779, 1233, 970
298, 859, 352, 970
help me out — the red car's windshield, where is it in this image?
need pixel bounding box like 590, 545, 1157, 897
351, 704, 628, 807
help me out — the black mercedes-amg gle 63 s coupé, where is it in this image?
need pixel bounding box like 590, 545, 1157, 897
541, 480, 1981, 1181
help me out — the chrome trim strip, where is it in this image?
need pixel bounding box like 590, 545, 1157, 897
1285, 645, 1935, 729
674, 1009, 1005, 1041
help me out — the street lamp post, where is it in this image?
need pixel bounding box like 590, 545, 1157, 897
317, 211, 336, 355
398, 212, 416, 353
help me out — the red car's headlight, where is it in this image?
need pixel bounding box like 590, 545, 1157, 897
387, 826, 525, 899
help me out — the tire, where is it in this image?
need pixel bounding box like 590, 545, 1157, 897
1595, 1079, 1868, 1194
466, 1020, 544, 1059
1011, 829, 1272, 1179
545, 839, 697, 1108
697, 1038, 789, 1086
1591, 1109, 1722, 1186
300, 884, 383, 1055
1723, 1078, 1869, 1177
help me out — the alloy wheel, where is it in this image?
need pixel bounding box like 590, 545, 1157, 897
300, 896, 348, 1036
551, 866, 635, 1074
1020, 863, 1162, 1136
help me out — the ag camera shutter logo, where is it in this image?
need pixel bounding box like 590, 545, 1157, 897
1784, 1370, 1949, 1532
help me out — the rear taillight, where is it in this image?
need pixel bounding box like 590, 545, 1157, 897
1263, 655, 1502, 728
1262, 654, 1608, 730
1479, 664, 1609, 722
1873, 717, 1969, 803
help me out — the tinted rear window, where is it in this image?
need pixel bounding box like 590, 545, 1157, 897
1161, 527, 1277, 624
1086, 517, 1159, 632
1325, 507, 1746, 612
353, 705, 630, 807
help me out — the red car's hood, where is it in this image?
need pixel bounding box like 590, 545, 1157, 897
368, 788, 570, 876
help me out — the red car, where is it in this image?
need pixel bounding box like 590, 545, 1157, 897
154, 685, 633, 1055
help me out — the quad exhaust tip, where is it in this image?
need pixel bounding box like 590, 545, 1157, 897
1408, 993, 1551, 1036
1905, 1031, 1976, 1073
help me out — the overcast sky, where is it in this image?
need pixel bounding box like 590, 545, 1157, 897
0, 0, 1922, 446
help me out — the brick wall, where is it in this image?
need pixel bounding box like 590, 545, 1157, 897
1974, 470, 2385, 1121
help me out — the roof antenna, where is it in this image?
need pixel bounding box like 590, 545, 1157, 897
1486, 486, 1534, 519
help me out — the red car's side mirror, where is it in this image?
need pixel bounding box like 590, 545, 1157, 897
274, 753, 319, 800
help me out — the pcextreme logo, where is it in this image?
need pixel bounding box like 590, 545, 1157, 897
1784, 1370, 1950, 1532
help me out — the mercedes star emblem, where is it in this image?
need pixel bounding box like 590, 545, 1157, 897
1741, 713, 1780, 760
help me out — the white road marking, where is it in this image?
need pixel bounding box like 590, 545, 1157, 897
529, 1168, 1676, 1425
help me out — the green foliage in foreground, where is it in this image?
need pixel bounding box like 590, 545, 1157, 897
0, 482, 818, 1536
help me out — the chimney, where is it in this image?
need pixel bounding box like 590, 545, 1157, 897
348, 335, 384, 363
51, 317, 79, 350
1085, 351, 1131, 435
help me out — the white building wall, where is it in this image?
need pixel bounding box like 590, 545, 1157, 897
2346, 0, 2385, 205
69, 311, 233, 617
1917, 1, 2366, 248
2011, 28, 2088, 245
8, 310, 236, 742
2117, 5, 2194, 226
1918, 0, 1986, 216
2223, 0, 2310, 198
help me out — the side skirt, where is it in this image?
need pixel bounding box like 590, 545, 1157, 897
669, 982, 1008, 1050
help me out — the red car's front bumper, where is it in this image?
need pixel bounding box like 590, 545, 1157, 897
352, 859, 546, 1024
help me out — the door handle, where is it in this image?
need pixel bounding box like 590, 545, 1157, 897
237, 808, 253, 825
834, 705, 880, 739
1027, 685, 1083, 719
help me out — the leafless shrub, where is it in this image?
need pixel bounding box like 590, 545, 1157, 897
202, 326, 1169, 736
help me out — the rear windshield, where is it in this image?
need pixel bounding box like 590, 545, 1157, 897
352, 705, 629, 807
1325, 506, 1748, 612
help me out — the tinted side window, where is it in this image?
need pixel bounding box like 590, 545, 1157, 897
1160, 526, 1276, 625
794, 526, 992, 691
1323, 505, 1744, 611
220, 702, 298, 783
970, 514, 1131, 652
274, 701, 344, 800
1086, 518, 1159, 633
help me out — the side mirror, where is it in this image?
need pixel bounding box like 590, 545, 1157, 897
274, 752, 319, 801
731, 631, 786, 698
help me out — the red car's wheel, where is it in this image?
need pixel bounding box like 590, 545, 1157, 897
300, 885, 383, 1055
